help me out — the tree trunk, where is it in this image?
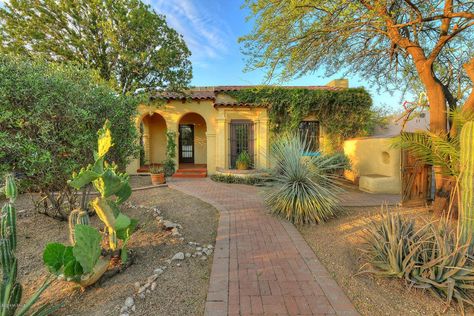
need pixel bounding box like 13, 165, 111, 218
419, 66, 450, 214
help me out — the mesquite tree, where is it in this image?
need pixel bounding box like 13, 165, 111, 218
241, 1, 474, 211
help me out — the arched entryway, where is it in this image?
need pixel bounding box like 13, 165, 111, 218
140, 112, 167, 168
178, 113, 207, 166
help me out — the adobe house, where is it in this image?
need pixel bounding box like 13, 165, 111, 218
126, 80, 349, 177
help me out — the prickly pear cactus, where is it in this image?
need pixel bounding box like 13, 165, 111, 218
460, 121, 474, 242
68, 120, 135, 251
69, 209, 90, 245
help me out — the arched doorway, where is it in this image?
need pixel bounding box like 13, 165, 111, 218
178, 113, 207, 166
141, 112, 167, 167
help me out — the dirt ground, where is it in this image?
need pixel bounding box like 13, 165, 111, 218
12, 184, 218, 316
298, 205, 461, 316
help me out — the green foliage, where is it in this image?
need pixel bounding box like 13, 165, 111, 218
240, 1, 474, 107
1, 175, 58, 316
69, 121, 136, 251
460, 121, 474, 242
361, 211, 474, 312
210, 174, 266, 186
0, 55, 139, 219
0, 0, 192, 94
149, 165, 164, 175
227, 87, 375, 141
323, 152, 351, 172
266, 134, 342, 224
236, 151, 252, 169
163, 131, 177, 176
72, 225, 102, 274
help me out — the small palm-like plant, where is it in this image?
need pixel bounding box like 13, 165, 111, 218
266, 134, 343, 224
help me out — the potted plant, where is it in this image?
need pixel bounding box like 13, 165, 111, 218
149, 165, 165, 185
236, 150, 252, 170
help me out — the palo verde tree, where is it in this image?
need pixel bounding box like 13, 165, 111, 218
0, 0, 192, 95
241, 1, 474, 210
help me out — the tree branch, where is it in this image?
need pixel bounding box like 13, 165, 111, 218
463, 58, 474, 111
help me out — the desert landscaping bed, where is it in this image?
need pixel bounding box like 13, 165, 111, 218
298, 206, 460, 315
13, 186, 218, 316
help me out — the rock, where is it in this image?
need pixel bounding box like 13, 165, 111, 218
131, 305, 136, 312
139, 293, 145, 299
163, 220, 182, 229
147, 274, 158, 283
120, 306, 128, 313
153, 207, 161, 215
177, 263, 181, 267
203, 248, 213, 256
151, 282, 157, 291
165, 259, 172, 264
154, 268, 164, 274
120, 313, 129, 316
195, 251, 202, 257
146, 289, 151, 294
171, 227, 181, 236
125, 297, 134, 308
196, 247, 202, 251
138, 284, 149, 294
207, 244, 214, 249
171, 252, 185, 261
185, 252, 191, 258
134, 282, 140, 289
200, 256, 207, 260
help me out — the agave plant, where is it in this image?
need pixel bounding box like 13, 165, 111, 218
359, 209, 418, 278
266, 133, 343, 224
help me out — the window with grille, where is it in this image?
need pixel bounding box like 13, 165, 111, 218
230, 120, 254, 168
299, 121, 320, 152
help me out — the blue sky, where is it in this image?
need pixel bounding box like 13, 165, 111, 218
150, 0, 409, 112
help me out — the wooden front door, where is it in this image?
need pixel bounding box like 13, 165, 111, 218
401, 147, 432, 206
179, 124, 194, 163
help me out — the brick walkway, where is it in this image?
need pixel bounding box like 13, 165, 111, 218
169, 179, 359, 316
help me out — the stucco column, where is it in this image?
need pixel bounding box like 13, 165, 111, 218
258, 116, 270, 169
216, 110, 227, 169
142, 120, 151, 164
206, 132, 216, 174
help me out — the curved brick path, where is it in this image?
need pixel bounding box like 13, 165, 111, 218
169, 179, 359, 316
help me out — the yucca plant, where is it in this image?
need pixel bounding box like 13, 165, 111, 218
266, 133, 343, 224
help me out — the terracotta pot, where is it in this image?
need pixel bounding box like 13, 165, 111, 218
236, 162, 248, 170
150, 173, 165, 185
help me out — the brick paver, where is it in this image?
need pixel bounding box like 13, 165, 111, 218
170, 178, 360, 316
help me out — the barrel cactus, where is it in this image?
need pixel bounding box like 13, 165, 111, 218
460, 121, 474, 242
68, 209, 90, 245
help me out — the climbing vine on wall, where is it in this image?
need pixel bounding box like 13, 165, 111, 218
227, 87, 377, 139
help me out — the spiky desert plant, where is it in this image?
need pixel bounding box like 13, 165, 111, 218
360, 209, 417, 278
1, 174, 59, 316
266, 134, 342, 224
460, 121, 474, 243
406, 220, 474, 312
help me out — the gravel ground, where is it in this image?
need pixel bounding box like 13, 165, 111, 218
298, 206, 460, 315
13, 186, 218, 316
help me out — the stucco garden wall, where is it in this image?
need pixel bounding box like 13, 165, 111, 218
343, 136, 401, 194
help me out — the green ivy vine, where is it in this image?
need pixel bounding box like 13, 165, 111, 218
227, 87, 377, 139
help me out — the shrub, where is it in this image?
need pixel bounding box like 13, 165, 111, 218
323, 152, 351, 172
361, 210, 474, 312
266, 134, 343, 224
163, 130, 177, 176
0, 55, 139, 219
210, 174, 265, 185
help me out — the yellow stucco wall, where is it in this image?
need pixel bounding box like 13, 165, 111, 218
126, 98, 270, 175
343, 136, 401, 193
145, 113, 167, 164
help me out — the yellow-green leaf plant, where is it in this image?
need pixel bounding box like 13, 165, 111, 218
460, 121, 474, 243
68, 120, 135, 252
